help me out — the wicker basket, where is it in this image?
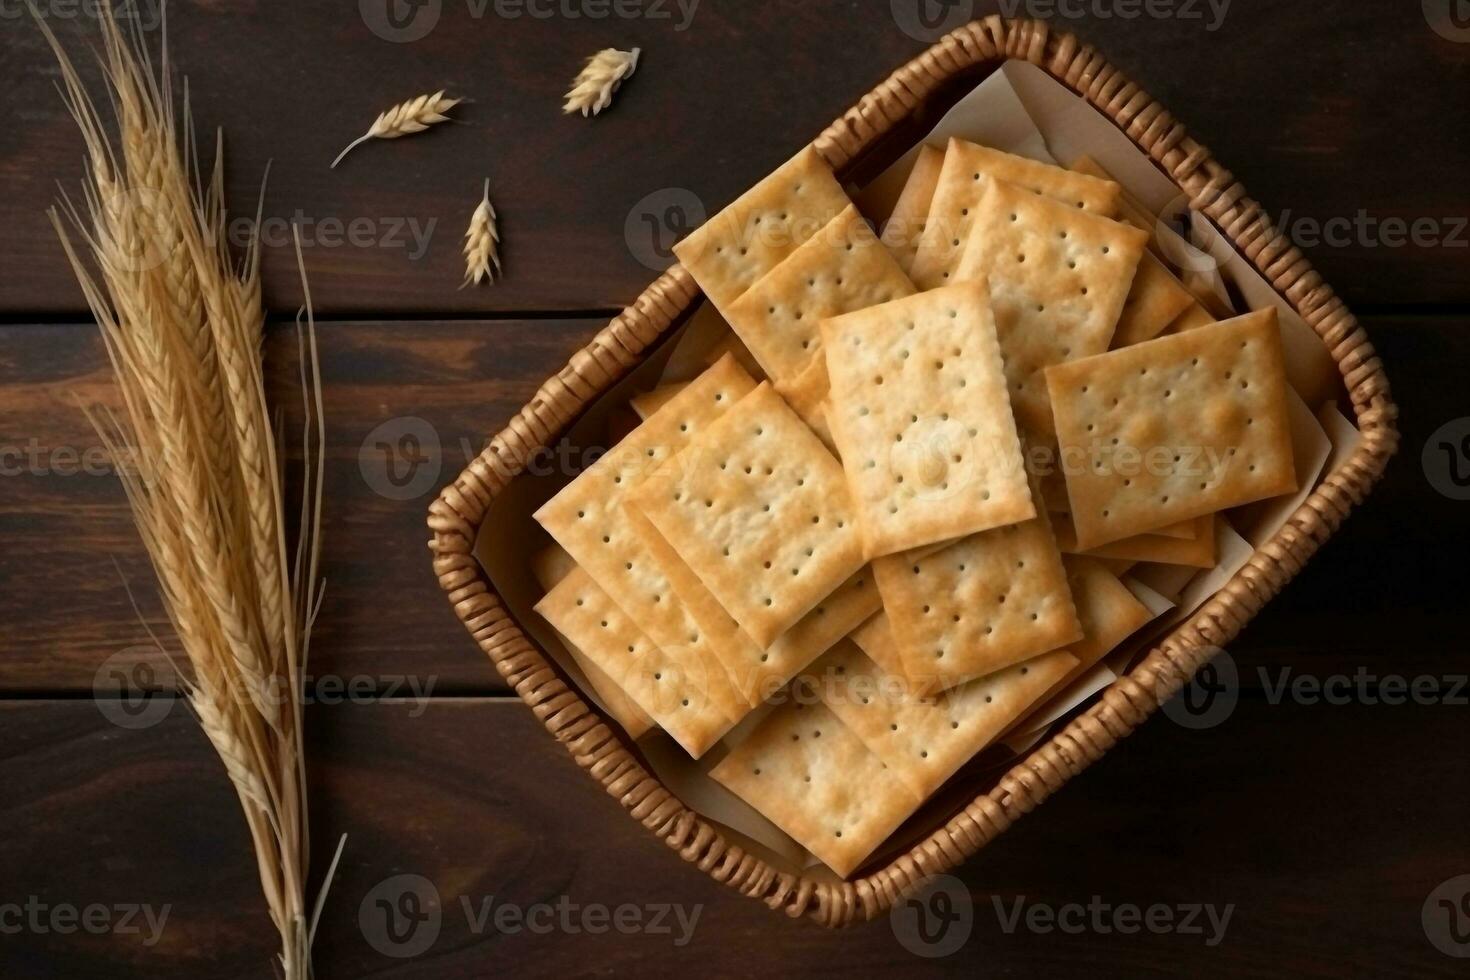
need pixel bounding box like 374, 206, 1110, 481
429, 16, 1399, 926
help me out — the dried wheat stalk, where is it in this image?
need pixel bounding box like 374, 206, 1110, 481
35, 5, 340, 977
461, 179, 501, 287
331, 90, 462, 168
564, 47, 641, 117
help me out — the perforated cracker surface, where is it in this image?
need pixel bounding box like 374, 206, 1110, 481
629, 509, 880, 706
953, 179, 1148, 438
816, 643, 1078, 799
535, 567, 742, 757
629, 383, 866, 649
672, 147, 851, 312
533, 356, 759, 736
874, 510, 1082, 695
821, 283, 1034, 559
909, 138, 1121, 289
710, 697, 920, 878
726, 204, 916, 382
1047, 310, 1296, 549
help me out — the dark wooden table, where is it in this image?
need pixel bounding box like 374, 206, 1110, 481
2, 2, 1468, 976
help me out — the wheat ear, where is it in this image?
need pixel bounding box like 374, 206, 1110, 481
461, 179, 501, 288
564, 47, 640, 117
331, 90, 461, 168
35, 4, 335, 977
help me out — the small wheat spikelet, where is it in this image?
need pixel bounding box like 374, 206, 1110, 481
331, 90, 461, 168
461, 179, 501, 288
564, 47, 640, 118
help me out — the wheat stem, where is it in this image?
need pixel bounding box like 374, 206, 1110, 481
36, 5, 327, 977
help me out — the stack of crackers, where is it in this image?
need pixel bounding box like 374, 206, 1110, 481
532, 141, 1297, 878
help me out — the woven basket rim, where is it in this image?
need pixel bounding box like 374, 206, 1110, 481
428, 15, 1399, 927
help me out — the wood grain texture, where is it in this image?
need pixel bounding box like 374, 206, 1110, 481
1, 698, 1465, 978
0, 316, 1460, 696
0, 318, 608, 694
0, 1, 1467, 316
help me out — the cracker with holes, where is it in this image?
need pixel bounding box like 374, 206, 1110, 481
532, 545, 655, 739
672, 146, 851, 313
881, 143, 946, 275
873, 507, 1082, 695
1046, 309, 1296, 550
535, 567, 743, 758
710, 697, 920, 878
534, 356, 759, 739
953, 178, 1149, 436
821, 283, 1034, 559
1019, 557, 1156, 717
630, 506, 880, 707
628, 382, 866, 649
726, 204, 916, 383
815, 642, 1078, 800
909, 138, 1121, 290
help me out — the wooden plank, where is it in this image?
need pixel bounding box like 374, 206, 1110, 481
0, 2, 1467, 316
0, 315, 1458, 696
0, 697, 1465, 976
0, 318, 609, 695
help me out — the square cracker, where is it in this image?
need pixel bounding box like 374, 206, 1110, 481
821, 284, 1034, 559
880, 143, 945, 276
628, 383, 866, 649
815, 642, 1077, 800
629, 508, 880, 707
874, 506, 1082, 695
532, 545, 655, 739
909, 138, 1121, 290
1047, 309, 1297, 549
533, 355, 759, 718
672, 147, 851, 313
726, 204, 916, 382
710, 696, 920, 878
953, 178, 1150, 436
535, 567, 742, 757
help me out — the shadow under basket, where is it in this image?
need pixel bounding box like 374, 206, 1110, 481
429, 17, 1399, 927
